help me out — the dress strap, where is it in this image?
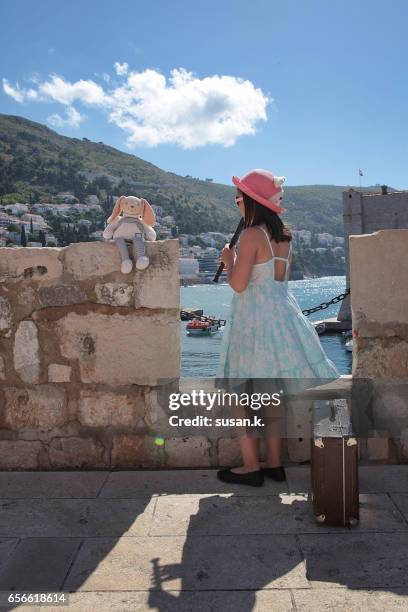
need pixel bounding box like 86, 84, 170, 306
258, 226, 275, 258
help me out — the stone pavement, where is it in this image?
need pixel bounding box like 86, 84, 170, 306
0, 466, 407, 611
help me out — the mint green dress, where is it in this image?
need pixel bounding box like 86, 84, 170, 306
216, 225, 340, 394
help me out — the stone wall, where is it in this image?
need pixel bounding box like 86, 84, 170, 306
350, 228, 408, 462
339, 189, 408, 321
3, 231, 404, 470
0, 239, 311, 471
0, 240, 181, 469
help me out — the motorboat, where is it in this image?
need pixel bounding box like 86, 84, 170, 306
186, 318, 221, 336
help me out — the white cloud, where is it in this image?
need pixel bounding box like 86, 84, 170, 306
47, 106, 86, 128
2, 79, 24, 102
114, 62, 129, 76
38, 75, 106, 105
2, 79, 38, 102
2, 67, 271, 149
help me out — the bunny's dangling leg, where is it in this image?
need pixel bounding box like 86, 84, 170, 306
115, 237, 133, 274
132, 233, 149, 270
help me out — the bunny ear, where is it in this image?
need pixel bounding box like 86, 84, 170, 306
140, 198, 155, 226
107, 196, 126, 223
274, 176, 286, 189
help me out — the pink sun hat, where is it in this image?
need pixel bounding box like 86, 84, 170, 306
232, 169, 286, 214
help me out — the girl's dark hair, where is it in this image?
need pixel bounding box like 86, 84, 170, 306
241, 191, 292, 243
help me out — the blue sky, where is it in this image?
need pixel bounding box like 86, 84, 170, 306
1, 0, 407, 188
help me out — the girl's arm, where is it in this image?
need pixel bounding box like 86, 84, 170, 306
220, 227, 258, 293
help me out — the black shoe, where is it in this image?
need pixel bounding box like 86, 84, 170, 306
217, 468, 264, 487
261, 466, 286, 482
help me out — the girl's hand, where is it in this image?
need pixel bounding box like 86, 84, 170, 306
219, 244, 236, 270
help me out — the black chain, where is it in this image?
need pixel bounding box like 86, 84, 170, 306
181, 288, 350, 323
301, 288, 350, 316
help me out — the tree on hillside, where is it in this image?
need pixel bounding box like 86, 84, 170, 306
20, 224, 27, 247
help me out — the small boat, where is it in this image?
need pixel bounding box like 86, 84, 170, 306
314, 322, 326, 335
180, 308, 203, 321
186, 318, 221, 336
345, 339, 353, 352
342, 330, 353, 340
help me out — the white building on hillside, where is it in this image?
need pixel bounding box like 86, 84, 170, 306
4, 203, 28, 215
71, 203, 89, 213
294, 229, 312, 245
21, 213, 48, 230
316, 232, 334, 246
85, 195, 99, 205
179, 258, 200, 280
32, 203, 55, 213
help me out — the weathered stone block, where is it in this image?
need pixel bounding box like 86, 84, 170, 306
401, 428, 408, 460
63, 242, 122, 280
56, 312, 179, 384
287, 438, 311, 463
165, 436, 211, 467
17, 286, 36, 307
0, 296, 12, 334
134, 240, 179, 309
14, 285, 40, 318
370, 381, 408, 435
111, 434, 153, 468
48, 364, 72, 383
353, 338, 408, 378
49, 436, 106, 468
0, 440, 43, 469
0, 355, 5, 380
0, 247, 63, 282
217, 438, 241, 466
39, 285, 86, 307
95, 283, 133, 306
350, 229, 408, 327
14, 321, 40, 383
78, 389, 145, 427
286, 397, 312, 463
4, 386, 67, 430
367, 435, 389, 461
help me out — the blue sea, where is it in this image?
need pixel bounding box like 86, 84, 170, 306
181, 276, 351, 377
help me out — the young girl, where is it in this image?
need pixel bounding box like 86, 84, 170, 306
216, 169, 341, 487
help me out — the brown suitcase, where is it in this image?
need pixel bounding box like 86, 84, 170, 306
311, 398, 359, 527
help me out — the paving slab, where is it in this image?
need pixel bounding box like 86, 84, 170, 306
298, 532, 408, 588
0, 538, 81, 591
389, 493, 408, 524
0, 539, 19, 575
292, 587, 408, 611
0, 498, 156, 537
293, 493, 408, 533
41, 589, 294, 611
150, 493, 304, 536
286, 466, 310, 493
100, 469, 288, 498
286, 465, 408, 494
358, 466, 408, 493
64, 535, 309, 592
150, 492, 408, 537
0, 472, 108, 498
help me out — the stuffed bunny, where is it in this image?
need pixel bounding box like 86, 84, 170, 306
103, 195, 156, 273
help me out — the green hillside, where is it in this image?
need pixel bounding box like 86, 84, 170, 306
0, 113, 367, 237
